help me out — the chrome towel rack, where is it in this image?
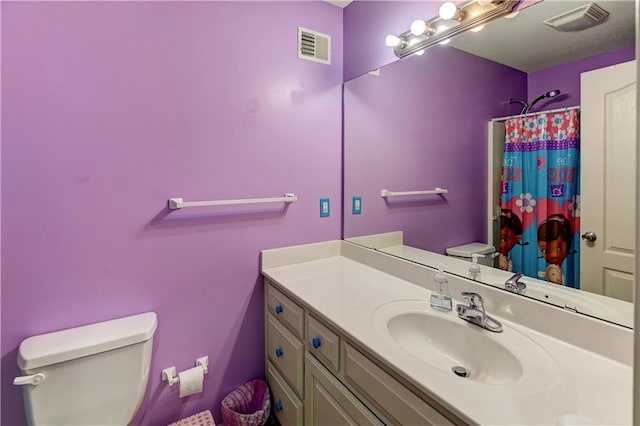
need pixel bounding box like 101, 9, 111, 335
168, 193, 297, 210
381, 188, 448, 198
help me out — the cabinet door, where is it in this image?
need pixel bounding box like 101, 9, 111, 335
266, 283, 305, 338
307, 314, 340, 372
344, 343, 455, 426
305, 353, 382, 426
266, 314, 304, 396
267, 362, 303, 426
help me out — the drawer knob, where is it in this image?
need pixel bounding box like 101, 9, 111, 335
275, 347, 284, 358
275, 305, 283, 314
275, 401, 283, 412
312, 337, 322, 349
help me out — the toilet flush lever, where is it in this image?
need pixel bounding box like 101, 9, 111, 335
13, 373, 45, 386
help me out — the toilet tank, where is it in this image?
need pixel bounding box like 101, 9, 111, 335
445, 242, 496, 266
16, 312, 157, 426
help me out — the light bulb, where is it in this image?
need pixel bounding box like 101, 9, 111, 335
385, 34, 401, 47
504, 11, 519, 19
470, 25, 485, 32
410, 19, 427, 36
439, 2, 461, 20
439, 38, 451, 45
414, 49, 425, 56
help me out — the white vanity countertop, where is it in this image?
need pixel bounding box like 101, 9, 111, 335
262, 243, 632, 425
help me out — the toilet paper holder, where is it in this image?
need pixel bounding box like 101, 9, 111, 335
162, 356, 209, 387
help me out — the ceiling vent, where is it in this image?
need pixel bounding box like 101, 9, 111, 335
543, 3, 609, 32
298, 27, 331, 65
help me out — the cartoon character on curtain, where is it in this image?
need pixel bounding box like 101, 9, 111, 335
500, 109, 580, 288
498, 209, 525, 272
537, 214, 575, 285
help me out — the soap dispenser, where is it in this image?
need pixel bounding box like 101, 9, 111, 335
430, 264, 452, 312
469, 253, 485, 281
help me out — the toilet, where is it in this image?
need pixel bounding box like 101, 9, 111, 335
445, 242, 496, 267
14, 312, 157, 425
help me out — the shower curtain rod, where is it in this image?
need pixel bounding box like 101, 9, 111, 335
492, 105, 580, 122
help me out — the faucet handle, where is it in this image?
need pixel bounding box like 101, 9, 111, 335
505, 273, 526, 294
507, 272, 524, 282
460, 292, 484, 310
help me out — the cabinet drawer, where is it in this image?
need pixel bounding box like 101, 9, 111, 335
267, 361, 303, 426
344, 343, 455, 426
305, 353, 383, 426
267, 283, 304, 339
307, 315, 340, 372
267, 314, 304, 396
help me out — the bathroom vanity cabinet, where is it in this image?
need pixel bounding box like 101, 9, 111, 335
264, 279, 459, 425
261, 240, 632, 425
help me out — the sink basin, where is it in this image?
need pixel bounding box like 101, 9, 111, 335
374, 300, 561, 390
387, 312, 522, 384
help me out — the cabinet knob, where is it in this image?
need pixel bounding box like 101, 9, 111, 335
275, 401, 283, 411
275, 347, 283, 358
312, 337, 322, 349
275, 305, 283, 314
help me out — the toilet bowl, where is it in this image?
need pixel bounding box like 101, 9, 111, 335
14, 312, 157, 425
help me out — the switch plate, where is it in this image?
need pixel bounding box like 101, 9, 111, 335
352, 196, 362, 214
320, 198, 330, 217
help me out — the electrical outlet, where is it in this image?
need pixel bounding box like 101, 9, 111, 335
320, 198, 330, 217
352, 196, 362, 214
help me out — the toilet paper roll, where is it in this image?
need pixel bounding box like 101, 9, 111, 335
178, 366, 204, 398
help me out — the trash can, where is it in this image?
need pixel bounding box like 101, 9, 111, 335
221, 380, 270, 426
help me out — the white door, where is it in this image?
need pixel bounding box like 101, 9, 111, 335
580, 60, 636, 301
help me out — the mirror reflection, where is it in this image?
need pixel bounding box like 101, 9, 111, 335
343, 0, 636, 328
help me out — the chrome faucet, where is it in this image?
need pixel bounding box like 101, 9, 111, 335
456, 292, 503, 333
505, 273, 526, 294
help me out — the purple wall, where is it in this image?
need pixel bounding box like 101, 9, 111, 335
527, 46, 636, 111
343, 46, 526, 253
1, 2, 342, 424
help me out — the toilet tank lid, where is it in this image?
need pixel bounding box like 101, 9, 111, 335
17, 312, 157, 370
446, 242, 495, 257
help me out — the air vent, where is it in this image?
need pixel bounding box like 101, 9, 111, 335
298, 27, 331, 65
543, 3, 609, 32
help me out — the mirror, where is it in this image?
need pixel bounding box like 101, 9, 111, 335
343, 0, 636, 328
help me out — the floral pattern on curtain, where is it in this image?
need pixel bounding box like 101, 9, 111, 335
499, 109, 580, 288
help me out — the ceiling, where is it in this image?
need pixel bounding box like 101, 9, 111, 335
448, 0, 636, 72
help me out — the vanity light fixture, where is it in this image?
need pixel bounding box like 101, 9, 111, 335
436, 21, 457, 33
408, 38, 426, 56
388, 0, 519, 58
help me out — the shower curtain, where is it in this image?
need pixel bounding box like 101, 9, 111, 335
499, 109, 580, 288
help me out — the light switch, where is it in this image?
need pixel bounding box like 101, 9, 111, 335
352, 196, 362, 214
320, 198, 330, 217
